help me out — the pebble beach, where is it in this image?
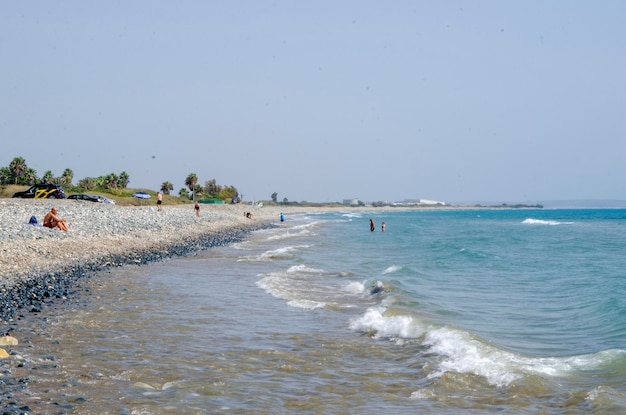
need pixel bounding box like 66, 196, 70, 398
0, 198, 306, 322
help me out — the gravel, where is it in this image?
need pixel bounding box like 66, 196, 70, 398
0, 198, 280, 322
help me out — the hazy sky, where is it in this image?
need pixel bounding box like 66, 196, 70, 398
2, 1, 625, 203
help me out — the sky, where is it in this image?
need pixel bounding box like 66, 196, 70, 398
2, 1, 625, 204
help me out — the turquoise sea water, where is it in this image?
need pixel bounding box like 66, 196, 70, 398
6, 208, 626, 414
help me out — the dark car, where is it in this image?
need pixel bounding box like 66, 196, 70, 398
68, 193, 100, 202
12, 183, 66, 199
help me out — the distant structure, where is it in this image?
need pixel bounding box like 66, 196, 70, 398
342, 198, 446, 207
343, 198, 361, 206
393, 199, 446, 206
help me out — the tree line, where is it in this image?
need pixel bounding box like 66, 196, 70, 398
162, 174, 239, 202
1, 156, 130, 190
2, 157, 240, 202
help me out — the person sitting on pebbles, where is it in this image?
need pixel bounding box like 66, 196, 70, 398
43, 208, 68, 231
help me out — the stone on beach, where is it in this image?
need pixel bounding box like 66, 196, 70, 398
0, 336, 18, 346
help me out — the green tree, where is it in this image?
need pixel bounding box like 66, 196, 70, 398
106, 173, 119, 189
218, 185, 239, 201
194, 184, 204, 200
282, 197, 288, 205
204, 179, 222, 198
185, 173, 198, 200
271, 192, 278, 202
160, 181, 174, 195
178, 188, 190, 199
61, 168, 74, 187
9, 157, 27, 184
117, 171, 130, 188
78, 177, 96, 190
42, 170, 54, 183
93, 176, 107, 189
24, 167, 37, 185
0, 167, 12, 185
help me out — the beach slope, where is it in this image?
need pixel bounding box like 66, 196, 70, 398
0, 199, 303, 321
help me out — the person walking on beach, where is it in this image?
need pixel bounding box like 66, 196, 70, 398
157, 192, 163, 211
43, 208, 68, 231
370, 218, 375, 232
194, 201, 200, 217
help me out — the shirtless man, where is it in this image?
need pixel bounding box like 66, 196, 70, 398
43, 208, 68, 231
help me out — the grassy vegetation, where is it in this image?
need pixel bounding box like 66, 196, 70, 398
0, 184, 191, 207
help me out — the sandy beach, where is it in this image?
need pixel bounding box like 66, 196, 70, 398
0, 199, 317, 321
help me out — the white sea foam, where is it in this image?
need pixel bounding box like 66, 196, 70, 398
266, 229, 313, 241
349, 307, 626, 388
343, 281, 365, 294
286, 299, 326, 310
522, 218, 573, 226
382, 265, 402, 275
238, 245, 310, 262
349, 307, 422, 340
286, 264, 326, 274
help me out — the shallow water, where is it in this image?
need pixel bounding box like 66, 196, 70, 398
4, 209, 626, 414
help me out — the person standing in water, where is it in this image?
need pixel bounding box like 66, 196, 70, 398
370, 218, 375, 232
381, 221, 386, 232
280, 212, 285, 223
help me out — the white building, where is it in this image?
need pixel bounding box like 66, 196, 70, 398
343, 199, 361, 206
394, 198, 446, 206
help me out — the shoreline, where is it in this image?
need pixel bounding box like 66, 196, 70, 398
0, 200, 316, 323
0, 200, 543, 323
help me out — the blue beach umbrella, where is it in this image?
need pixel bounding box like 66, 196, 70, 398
132, 191, 151, 205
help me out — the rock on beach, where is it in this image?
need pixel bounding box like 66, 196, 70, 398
0, 199, 308, 322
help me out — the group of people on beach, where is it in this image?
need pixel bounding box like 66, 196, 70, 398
370, 218, 386, 232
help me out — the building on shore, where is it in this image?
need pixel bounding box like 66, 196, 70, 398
342, 198, 361, 206
393, 199, 446, 206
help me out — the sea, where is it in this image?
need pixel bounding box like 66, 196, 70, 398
4, 208, 626, 414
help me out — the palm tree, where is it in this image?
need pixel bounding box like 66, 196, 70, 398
9, 157, 27, 184
24, 168, 37, 185
61, 168, 74, 186
42, 170, 54, 183
160, 181, 174, 195
185, 173, 198, 200
194, 184, 203, 200
106, 173, 118, 189
117, 171, 130, 188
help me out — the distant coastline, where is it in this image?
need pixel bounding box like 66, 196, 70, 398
539, 200, 626, 209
